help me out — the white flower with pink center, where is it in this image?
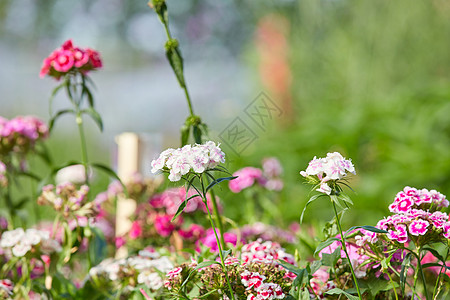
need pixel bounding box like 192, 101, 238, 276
300, 156, 325, 177
151, 142, 225, 182
409, 219, 430, 236
396, 197, 414, 213
300, 152, 355, 194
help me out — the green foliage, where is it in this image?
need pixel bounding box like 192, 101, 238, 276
232, 0, 450, 227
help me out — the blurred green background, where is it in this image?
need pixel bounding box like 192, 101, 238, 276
1, 0, 450, 229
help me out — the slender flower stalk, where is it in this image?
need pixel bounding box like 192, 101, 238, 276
332, 201, 362, 299
200, 174, 235, 300
149, 0, 226, 246
151, 141, 236, 299
300, 152, 362, 299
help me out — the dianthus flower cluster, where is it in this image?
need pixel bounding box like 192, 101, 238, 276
300, 152, 355, 195
163, 244, 293, 299
40, 39, 102, 79
229, 157, 283, 193
88, 248, 173, 292
356, 187, 449, 246
151, 141, 225, 182
0, 228, 61, 258
0, 279, 13, 297
241, 270, 285, 300
37, 183, 96, 219
0, 116, 49, 156
241, 239, 295, 270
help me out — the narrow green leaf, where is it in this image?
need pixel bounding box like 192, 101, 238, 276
82, 108, 103, 132
195, 260, 220, 270
321, 246, 342, 267
165, 46, 185, 88
205, 176, 238, 193
13, 197, 29, 210
339, 193, 354, 205
400, 252, 412, 295
300, 194, 325, 223
314, 237, 340, 255
172, 193, 201, 221
293, 269, 309, 287
278, 260, 303, 276
309, 260, 322, 275
82, 84, 94, 108
221, 249, 232, 259
422, 262, 450, 271
325, 288, 359, 300
193, 125, 202, 144
90, 163, 120, 182
90, 163, 128, 197
344, 225, 388, 238
17, 171, 41, 182
422, 247, 446, 263
48, 80, 66, 116
49, 109, 76, 132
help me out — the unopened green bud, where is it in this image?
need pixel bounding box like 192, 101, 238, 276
149, 0, 166, 12
165, 38, 179, 52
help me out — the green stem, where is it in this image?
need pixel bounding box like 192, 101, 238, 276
76, 112, 89, 185
208, 184, 225, 246
412, 260, 419, 300
183, 85, 195, 117
432, 248, 449, 299
159, 13, 195, 118
200, 176, 235, 300
332, 201, 362, 300
416, 250, 430, 300
386, 270, 399, 300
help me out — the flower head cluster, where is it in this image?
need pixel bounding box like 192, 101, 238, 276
0, 228, 61, 257
357, 187, 449, 246
164, 247, 293, 299
241, 239, 295, 268
151, 141, 225, 181
88, 249, 173, 292
0, 279, 13, 297
229, 157, 283, 193
40, 39, 102, 79
37, 183, 96, 219
300, 152, 355, 195
241, 270, 285, 300
0, 116, 49, 156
